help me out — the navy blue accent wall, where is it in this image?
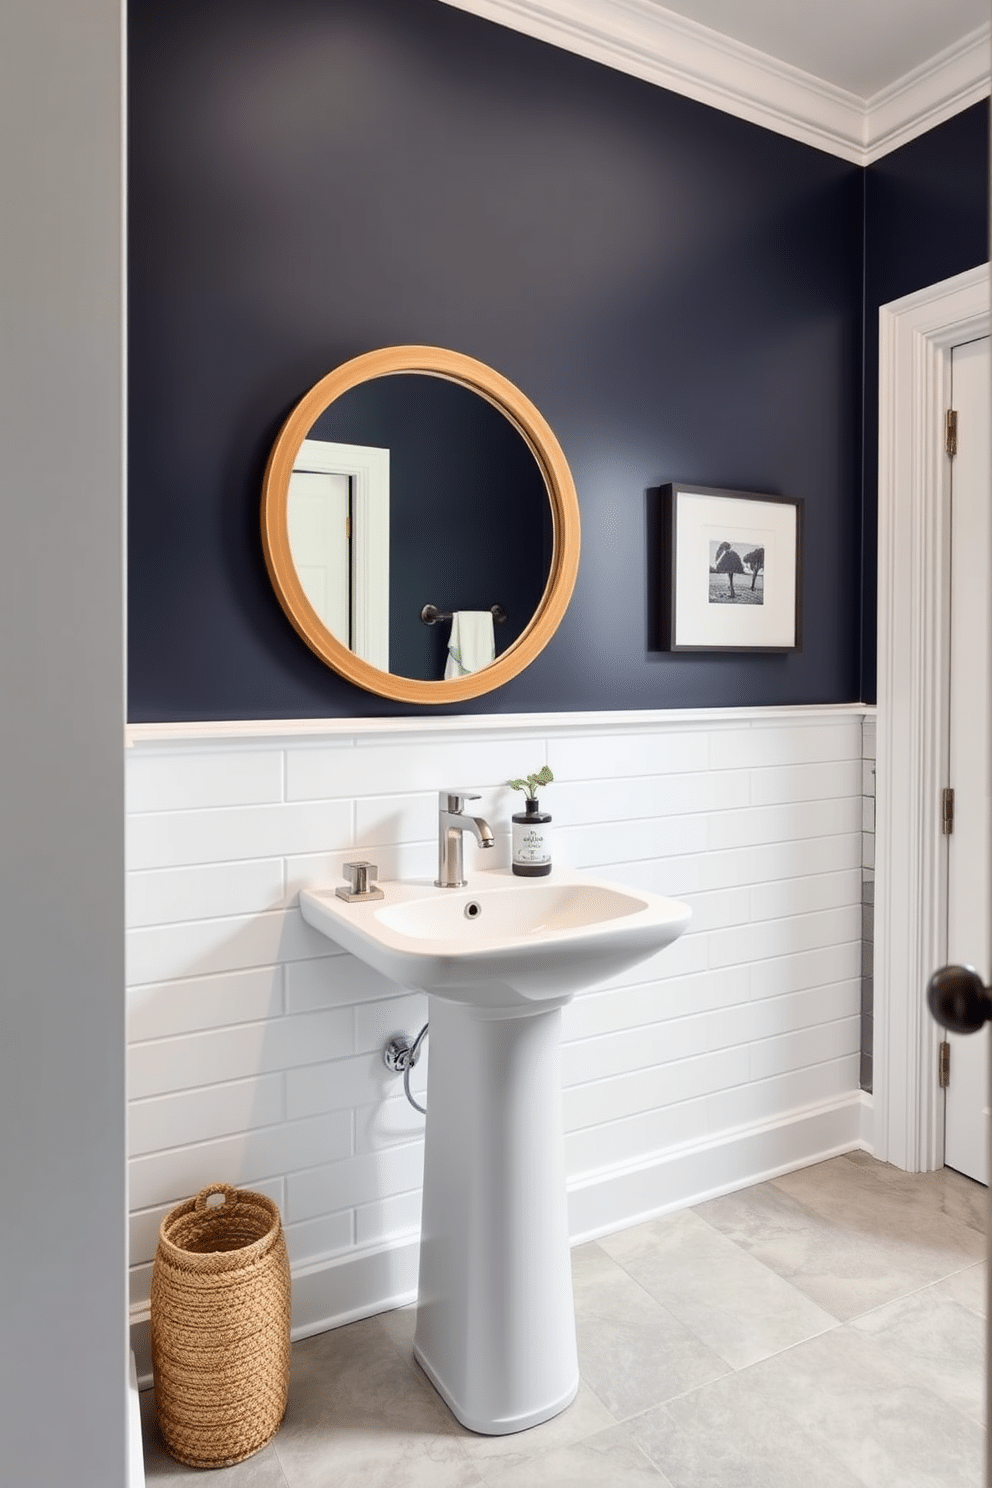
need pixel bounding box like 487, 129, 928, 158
129, 0, 868, 719
861, 103, 990, 702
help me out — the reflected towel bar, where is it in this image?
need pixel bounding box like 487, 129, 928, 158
420, 604, 507, 625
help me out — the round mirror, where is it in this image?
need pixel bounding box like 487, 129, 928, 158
261, 346, 581, 703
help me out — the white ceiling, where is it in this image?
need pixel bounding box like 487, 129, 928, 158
440, 0, 991, 162
646, 0, 990, 101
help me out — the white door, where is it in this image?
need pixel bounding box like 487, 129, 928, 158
287, 469, 351, 645
944, 334, 991, 1185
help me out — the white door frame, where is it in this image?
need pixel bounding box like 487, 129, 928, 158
874, 262, 989, 1171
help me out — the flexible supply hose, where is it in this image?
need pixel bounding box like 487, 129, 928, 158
403, 1023, 429, 1115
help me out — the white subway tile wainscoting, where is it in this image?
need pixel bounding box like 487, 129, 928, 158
126, 705, 873, 1378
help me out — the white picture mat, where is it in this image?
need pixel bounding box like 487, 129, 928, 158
673, 491, 797, 648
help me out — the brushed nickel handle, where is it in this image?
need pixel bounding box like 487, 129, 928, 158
439, 789, 480, 812
336, 861, 384, 902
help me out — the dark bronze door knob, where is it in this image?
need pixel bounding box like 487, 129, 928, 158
926, 964, 992, 1034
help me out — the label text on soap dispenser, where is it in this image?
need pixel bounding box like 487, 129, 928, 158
512, 821, 551, 865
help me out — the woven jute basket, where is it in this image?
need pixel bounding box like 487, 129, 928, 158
150, 1183, 292, 1469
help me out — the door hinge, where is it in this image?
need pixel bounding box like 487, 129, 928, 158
946, 408, 958, 457
938, 1039, 951, 1088
345, 514, 351, 540
942, 786, 954, 835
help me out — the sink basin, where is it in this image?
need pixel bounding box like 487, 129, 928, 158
299, 867, 691, 1011
299, 864, 690, 1436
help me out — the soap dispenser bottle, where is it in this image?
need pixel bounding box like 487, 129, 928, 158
512, 796, 552, 877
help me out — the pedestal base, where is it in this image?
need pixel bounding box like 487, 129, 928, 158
414, 1340, 578, 1436
413, 996, 579, 1435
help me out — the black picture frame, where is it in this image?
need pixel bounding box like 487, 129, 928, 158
660, 483, 803, 652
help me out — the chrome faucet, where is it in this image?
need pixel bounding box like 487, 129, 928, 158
436, 789, 495, 888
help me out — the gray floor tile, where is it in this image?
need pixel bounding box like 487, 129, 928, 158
698, 1156, 984, 1321
936, 1260, 987, 1317
629, 1368, 865, 1488
850, 1282, 986, 1426
480, 1424, 672, 1487
571, 1242, 730, 1420
377, 1299, 418, 1353
273, 1315, 482, 1488
747, 1322, 985, 1488
795, 1151, 988, 1236
600, 1207, 838, 1368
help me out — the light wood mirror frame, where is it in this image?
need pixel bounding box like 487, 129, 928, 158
261, 345, 581, 704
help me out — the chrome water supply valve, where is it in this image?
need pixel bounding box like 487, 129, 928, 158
383, 1024, 429, 1115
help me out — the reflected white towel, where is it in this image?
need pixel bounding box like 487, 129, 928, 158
445, 611, 496, 678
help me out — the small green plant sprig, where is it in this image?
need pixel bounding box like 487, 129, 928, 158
508, 765, 554, 801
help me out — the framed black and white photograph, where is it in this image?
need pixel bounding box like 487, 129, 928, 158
662, 484, 802, 651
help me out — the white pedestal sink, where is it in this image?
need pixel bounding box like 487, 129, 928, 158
300, 867, 690, 1435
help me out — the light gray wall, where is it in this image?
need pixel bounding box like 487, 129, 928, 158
0, 3, 127, 1484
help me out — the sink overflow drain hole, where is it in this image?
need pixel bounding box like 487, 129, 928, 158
464, 900, 482, 920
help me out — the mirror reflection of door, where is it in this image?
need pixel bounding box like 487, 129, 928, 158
288, 469, 350, 642
944, 334, 991, 1186
287, 439, 390, 671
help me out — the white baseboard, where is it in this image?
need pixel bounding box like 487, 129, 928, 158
858, 1089, 874, 1150
567, 1090, 871, 1243
131, 1091, 870, 1388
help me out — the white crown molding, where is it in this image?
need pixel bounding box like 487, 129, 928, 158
864, 26, 992, 164
438, 0, 990, 165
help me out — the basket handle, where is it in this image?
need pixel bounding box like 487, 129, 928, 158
194, 1182, 238, 1212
